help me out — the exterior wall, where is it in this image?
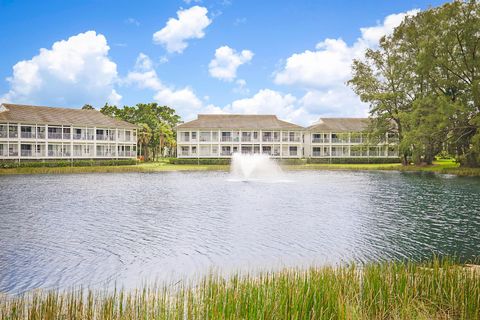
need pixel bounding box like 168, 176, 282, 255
304, 132, 399, 158
0, 122, 137, 160
176, 128, 399, 159
176, 129, 304, 158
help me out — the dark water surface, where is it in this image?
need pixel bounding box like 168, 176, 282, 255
0, 171, 479, 293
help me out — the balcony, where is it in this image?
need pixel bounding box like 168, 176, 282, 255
73, 134, 85, 140
48, 133, 63, 139
350, 138, 362, 143
21, 150, 32, 157
262, 137, 280, 142
0, 132, 7, 138
21, 132, 35, 139
221, 136, 232, 142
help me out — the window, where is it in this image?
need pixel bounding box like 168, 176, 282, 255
312, 147, 321, 156
289, 146, 298, 156
180, 132, 190, 142
21, 126, 34, 139
181, 146, 189, 156
200, 131, 210, 142
63, 127, 71, 139
191, 132, 197, 140
221, 132, 231, 142
0, 125, 7, 138
48, 127, 62, 139
221, 146, 231, 155
312, 134, 322, 143
191, 146, 197, 155
9, 124, 18, 138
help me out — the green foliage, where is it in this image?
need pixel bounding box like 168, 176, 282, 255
100, 102, 181, 160
170, 158, 231, 165
307, 157, 401, 164
349, 0, 480, 167
1, 258, 479, 319
81, 104, 95, 110
0, 159, 136, 168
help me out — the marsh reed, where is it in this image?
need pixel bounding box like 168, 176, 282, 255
1, 258, 479, 319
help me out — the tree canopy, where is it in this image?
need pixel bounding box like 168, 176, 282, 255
349, 0, 480, 166
100, 103, 181, 160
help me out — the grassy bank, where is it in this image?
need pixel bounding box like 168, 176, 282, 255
0, 159, 479, 176
1, 259, 479, 319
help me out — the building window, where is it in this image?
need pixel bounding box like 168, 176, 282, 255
191, 132, 197, 140
200, 131, 210, 142
289, 146, 298, 156
221, 132, 231, 142
181, 146, 189, 156
312, 147, 321, 157
221, 146, 231, 156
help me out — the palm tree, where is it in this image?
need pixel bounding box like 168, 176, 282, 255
137, 123, 152, 161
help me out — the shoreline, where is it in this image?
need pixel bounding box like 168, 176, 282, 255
0, 159, 479, 176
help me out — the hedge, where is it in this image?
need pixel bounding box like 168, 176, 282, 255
306, 157, 401, 164
0, 159, 137, 168
170, 158, 231, 165
170, 157, 399, 165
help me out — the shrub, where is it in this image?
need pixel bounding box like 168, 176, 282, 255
306, 157, 401, 164
0, 159, 137, 168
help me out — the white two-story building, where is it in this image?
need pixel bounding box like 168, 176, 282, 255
176, 114, 304, 158
0, 104, 138, 160
176, 114, 399, 159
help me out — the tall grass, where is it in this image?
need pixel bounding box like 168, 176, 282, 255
1, 258, 479, 319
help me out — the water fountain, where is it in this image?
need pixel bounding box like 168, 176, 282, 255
230, 153, 284, 181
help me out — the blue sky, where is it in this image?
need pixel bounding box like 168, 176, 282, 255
0, 0, 446, 124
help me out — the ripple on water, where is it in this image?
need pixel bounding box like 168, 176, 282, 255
0, 171, 479, 293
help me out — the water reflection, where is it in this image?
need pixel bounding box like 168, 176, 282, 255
0, 171, 479, 293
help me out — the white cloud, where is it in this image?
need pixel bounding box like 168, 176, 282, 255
272, 10, 418, 119
153, 6, 212, 54
124, 18, 140, 26
208, 45, 253, 81
360, 10, 419, 46
233, 79, 249, 95
124, 53, 203, 117
1, 30, 120, 107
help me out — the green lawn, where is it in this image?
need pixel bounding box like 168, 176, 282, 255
1, 258, 479, 320
1, 158, 479, 176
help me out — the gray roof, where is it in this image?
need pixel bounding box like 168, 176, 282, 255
0, 103, 137, 129
308, 118, 369, 132
176, 114, 304, 130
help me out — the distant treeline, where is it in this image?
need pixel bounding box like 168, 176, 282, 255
349, 0, 480, 166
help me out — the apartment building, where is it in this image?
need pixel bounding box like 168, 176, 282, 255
0, 104, 137, 160
176, 114, 399, 159
175, 114, 304, 158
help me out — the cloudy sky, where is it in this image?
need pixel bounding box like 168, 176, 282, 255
0, 0, 444, 125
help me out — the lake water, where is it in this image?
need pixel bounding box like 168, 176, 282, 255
0, 170, 479, 294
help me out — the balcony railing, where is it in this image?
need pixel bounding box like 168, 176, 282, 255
350, 138, 362, 143
21, 132, 35, 139
48, 133, 63, 139
262, 137, 280, 142
9, 151, 18, 156
21, 150, 32, 156
221, 137, 232, 142
0, 132, 7, 138
48, 151, 71, 157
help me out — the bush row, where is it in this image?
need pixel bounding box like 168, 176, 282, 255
306, 157, 401, 164
0, 159, 137, 168
170, 157, 400, 165
170, 158, 231, 165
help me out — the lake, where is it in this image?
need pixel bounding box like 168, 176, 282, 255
0, 170, 479, 294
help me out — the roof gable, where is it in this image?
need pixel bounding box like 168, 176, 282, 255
0, 103, 137, 129
308, 118, 370, 132
176, 114, 304, 130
